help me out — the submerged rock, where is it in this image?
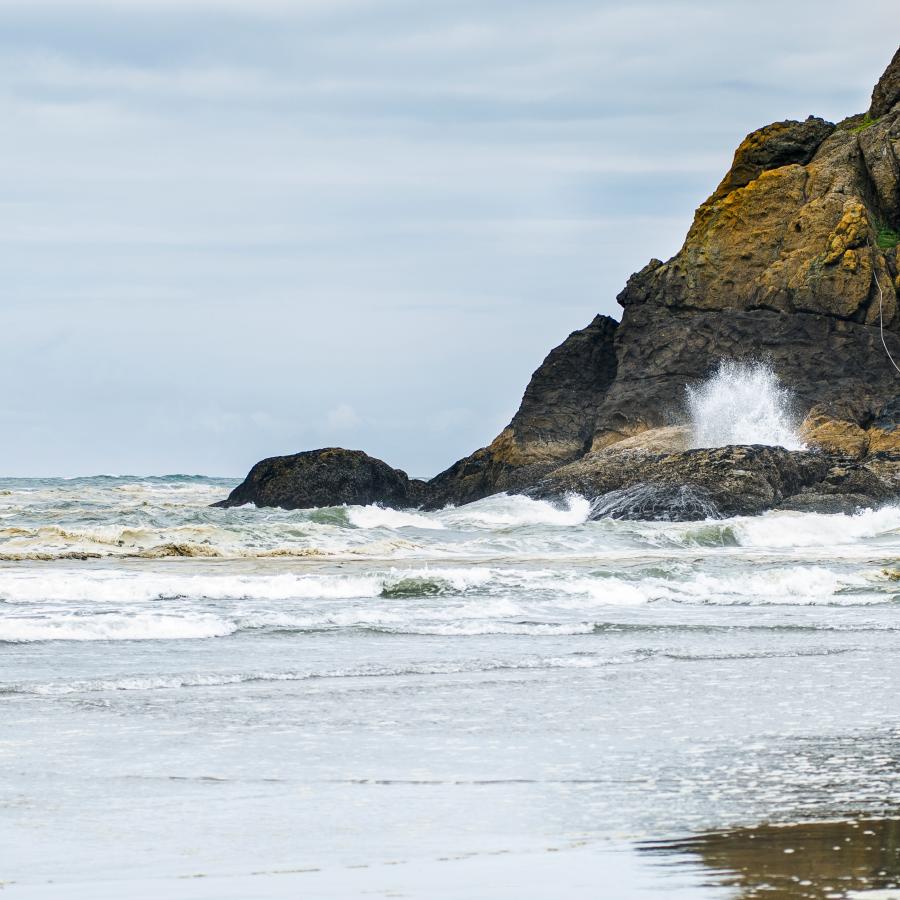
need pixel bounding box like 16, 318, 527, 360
214, 448, 427, 510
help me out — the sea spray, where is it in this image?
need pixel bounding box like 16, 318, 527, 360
686, 360, 805, 450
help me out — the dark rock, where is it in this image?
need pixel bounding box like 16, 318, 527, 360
870, 45, 900, 119
528, 445, 895, 519
775, 492, 881, 515
214, 448, 427, 510
589, 305, 900, 449
711, 117, 835, 200
863, 451, 900, 489
425, 314, 618, 508
528, 446, 835, 518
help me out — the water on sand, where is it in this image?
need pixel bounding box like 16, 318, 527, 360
1, 476, 899, 898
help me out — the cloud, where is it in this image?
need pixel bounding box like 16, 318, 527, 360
324, 403, 362, 432
0, 0, 896, 475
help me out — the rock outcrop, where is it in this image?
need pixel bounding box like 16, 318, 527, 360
222, 49, 900, 518
528, 444, 898, 519
871, 45, 900, 119
214, 448, 426, 510
425, 314, 618, 507
428, 47, 900, 503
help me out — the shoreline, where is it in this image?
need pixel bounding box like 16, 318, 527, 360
6, 816, 900, 898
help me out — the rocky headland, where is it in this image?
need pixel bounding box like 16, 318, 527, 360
218, 49, 900, 520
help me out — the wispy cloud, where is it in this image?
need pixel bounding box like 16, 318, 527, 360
324, 403, 363, 432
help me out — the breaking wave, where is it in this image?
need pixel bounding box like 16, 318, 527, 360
0, 476, 898, 650
3, 653, 642, 694
0, 559, 894, 644
0, 613, 236, 643
590, 483, 721, 521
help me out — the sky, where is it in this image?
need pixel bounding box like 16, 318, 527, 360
1, 0, 896, 477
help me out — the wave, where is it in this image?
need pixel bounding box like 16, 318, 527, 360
438, 493, 591, 528
686, 359, 805, 450
2, 484, 897, 563
590, 483, 721, 521
0, 570, 387, 604
662, 647, 855, 662
1, 561, 894, 643
730, 506, 900, 548
0, 612, 235, 643
347, 505, 445, 530
657, 504, 900, 551
0, 559, 892, 611
362, 621, 600, 636
1, 653, 636, 693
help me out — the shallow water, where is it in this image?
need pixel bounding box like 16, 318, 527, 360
1, 476, 899, 897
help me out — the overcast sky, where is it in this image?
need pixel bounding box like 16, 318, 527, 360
2, 1, 896, 477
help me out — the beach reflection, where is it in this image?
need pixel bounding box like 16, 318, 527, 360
642, 818, 900, 899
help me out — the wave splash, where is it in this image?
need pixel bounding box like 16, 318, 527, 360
686, 360, 805, 450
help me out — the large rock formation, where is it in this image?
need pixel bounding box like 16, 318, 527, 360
214, 448, 426, 510
222, 50, 900, 517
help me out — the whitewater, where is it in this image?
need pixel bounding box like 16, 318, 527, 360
3, 475, 900, 898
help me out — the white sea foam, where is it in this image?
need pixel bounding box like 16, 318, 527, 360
538, 566, 881, 607
440, 493, 591, 528
8, 654, 621, 694
370, 621, 599, 636
663, 566, 874, 605
686, 359, 805, 450
347, 505, 445, 530
732, 506, 900, 548
0, 561, 890, 644
0, 570, 385, 604
546, 577, 650, 607
0, 554, 890, 613
0, 566, 499, 605
0, 613, 235, 642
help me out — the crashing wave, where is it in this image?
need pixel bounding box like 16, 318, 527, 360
686, 359, 805, 450
589, 483, 721, 521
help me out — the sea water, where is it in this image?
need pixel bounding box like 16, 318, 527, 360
2, 476, 900, 898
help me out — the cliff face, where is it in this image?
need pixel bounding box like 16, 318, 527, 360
426, 314, 618, 506
429, 47, 900, 503
595, 78, 900, 451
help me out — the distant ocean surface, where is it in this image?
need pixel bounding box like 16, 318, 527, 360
3, 476, 900, 898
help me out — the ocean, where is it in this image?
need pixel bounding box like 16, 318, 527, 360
2, 475, 900, 898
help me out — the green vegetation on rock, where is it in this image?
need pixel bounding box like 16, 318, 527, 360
876, 225, 900, 249
848, 113, 880, 133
